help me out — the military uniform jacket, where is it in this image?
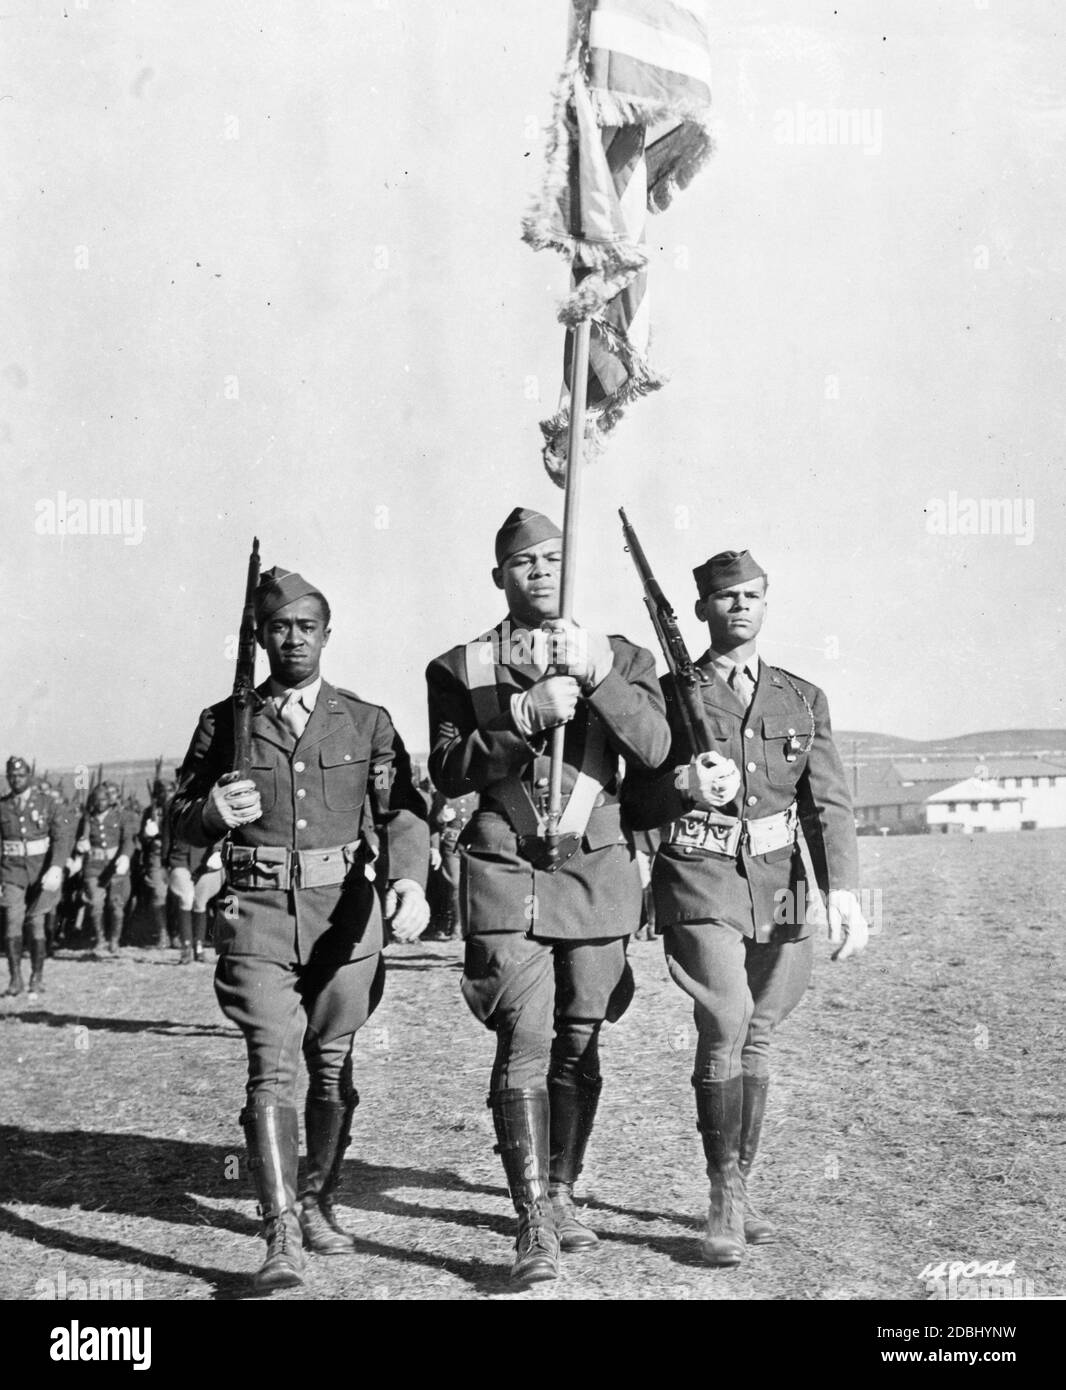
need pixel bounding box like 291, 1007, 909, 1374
0, 788, 73, 887
622, 655, 859, 944
430, 791, 478, 854
139, 800, 172, 868
170, 678, 429, 965
76, 805, 138, 878
426, 620, 671, 940
167, 833, 221, 876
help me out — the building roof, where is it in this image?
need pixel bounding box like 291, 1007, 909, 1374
926, 778, 1027, 804
854, 778, 955, 809
891, 758, 1066, 784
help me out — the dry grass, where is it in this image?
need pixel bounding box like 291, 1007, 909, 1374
2, 830, 1063, 1301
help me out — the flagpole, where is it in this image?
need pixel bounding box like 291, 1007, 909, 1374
545, 316, 592, 867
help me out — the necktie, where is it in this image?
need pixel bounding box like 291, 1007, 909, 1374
278, 691, 309, 739
730, 663, 754, 710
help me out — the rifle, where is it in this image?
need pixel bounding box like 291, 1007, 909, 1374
232, 537, 262, 777
619, 508, 715, 756
147, 753, 163, 802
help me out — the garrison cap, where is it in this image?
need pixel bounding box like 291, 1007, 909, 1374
6, 756, 29, 774
254, 566, 326, 623
693, 550, 767, 599
494, 508, 562, 566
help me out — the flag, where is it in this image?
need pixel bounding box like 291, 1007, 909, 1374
523, 0, 714, 484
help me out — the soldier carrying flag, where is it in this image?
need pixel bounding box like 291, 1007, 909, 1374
427, 508, 670, 1284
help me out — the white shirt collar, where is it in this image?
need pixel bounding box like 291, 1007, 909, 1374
268, 674, 322, 711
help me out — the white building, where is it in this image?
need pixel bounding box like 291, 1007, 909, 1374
925, 778, 1026, 834
891, 758, 1066, 830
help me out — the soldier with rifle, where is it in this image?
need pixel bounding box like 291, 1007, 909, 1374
426, 787, 477, 940
618, 516, 869, 1267
171, 543, 430, 1293
139, 763, 175, 949
76, 777, 137, 954
1, 756, 72, 995
426, 507, 671, 1285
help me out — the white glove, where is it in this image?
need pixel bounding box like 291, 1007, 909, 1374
202, 773, 262, 834
66, 856, 82, 875
429, 847, 443, 871
144, 818, 160, 838
205, 850, 223, 871
675, 751, 741, 809
386, 879, 431, 943
803, 884, 828, 929
828, 889, 869, 961
541, 619, 614, 690
114, 854, 130, 877
75, 837, 91, 854
40, 866, 63, 893
515, 675, 581, 736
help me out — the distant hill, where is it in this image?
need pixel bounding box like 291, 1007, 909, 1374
33, 731, 1066, 796
36, 758, 185, 801
836, 730, 1066, 763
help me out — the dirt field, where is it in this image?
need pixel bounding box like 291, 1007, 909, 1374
2, 830, 1064, 1302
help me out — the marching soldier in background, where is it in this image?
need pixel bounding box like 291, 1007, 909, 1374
76, 782, 137, 954
426, 508, 671, 1284
623, 549, 868, 1267
139, 777, 174, 949
171, 562, 430, 1293
427, 788, 477, 939
1, 756, 72, 996
167, 833, 223, 964
34, 777, 66, 954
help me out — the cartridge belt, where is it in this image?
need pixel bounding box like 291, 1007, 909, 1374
223, 839, 367, 890
2, 837, 51, 858
666, 803, 798, 860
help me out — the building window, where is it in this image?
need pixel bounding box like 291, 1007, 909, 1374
947, 802, 957, 813
971, 802, 980, 812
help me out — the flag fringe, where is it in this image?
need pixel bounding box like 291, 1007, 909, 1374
522, 46, 713, 318
540, 330, 666, 487
587, 95, 716, 212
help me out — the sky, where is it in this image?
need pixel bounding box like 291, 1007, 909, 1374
2, 0, 1064, 767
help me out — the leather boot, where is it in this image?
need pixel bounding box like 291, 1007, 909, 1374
299, 1094, 359, 1254
3, 920, 25, 997
87, 908, 104, 954
105, 904, 121, 955
176, 908, 193, 964
695, 1077, 746, 1267
491, 1088, 560, 1284
152, 903, 169, 949
27, 938, 47, 996
242, 1103, 304, 1293
548, 1074, 601, 1251
191, 911, 207, 962
739, 1075, 775, 1244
